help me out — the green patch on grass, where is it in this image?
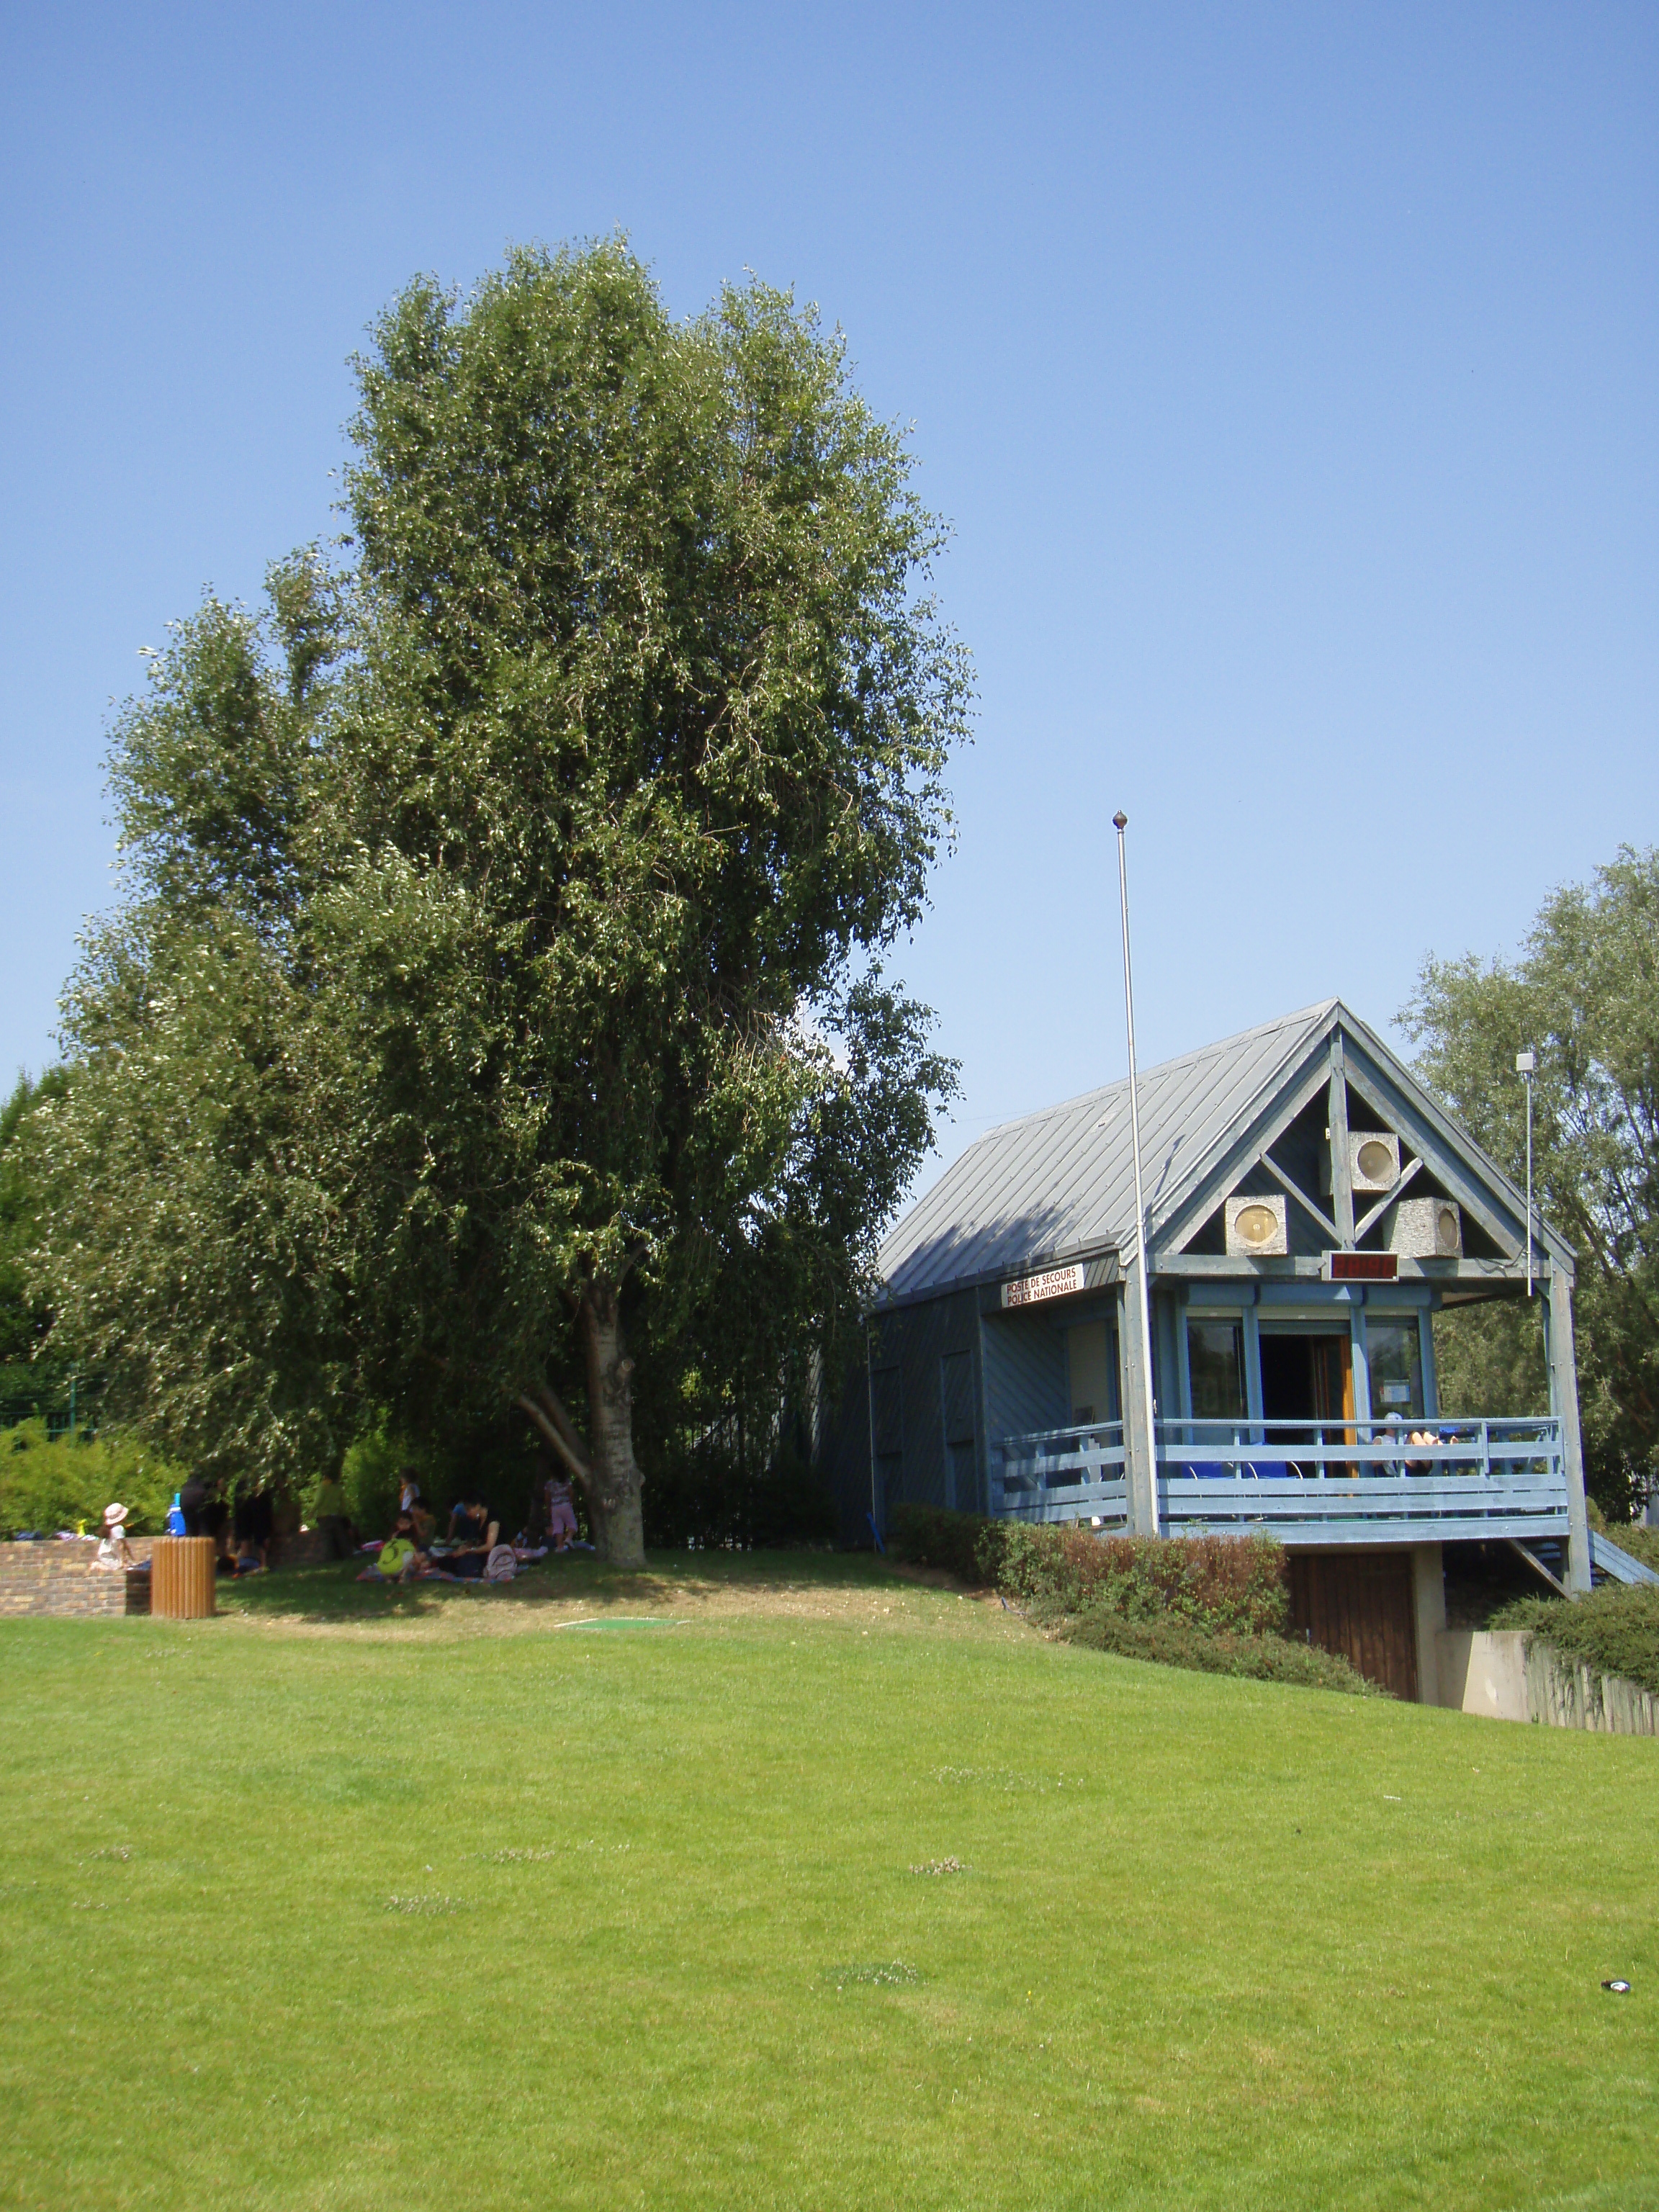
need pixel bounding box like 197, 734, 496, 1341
4, 1550, 1658, 2211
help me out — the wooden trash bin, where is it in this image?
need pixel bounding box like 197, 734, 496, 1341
150, 1537, 217, 1619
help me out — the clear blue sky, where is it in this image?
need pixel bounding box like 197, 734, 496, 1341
2, 1, 1653, 1192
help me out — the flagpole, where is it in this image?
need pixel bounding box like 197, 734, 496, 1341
1113, 811, 1160, 1537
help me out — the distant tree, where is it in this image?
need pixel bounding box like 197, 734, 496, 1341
1403, 847, 1659, 1519
0, 1069, 71, 1415
35, 242, 967, 1561
32, 559, 357, 1491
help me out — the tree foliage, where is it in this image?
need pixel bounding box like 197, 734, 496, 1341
32, 569, 354, 1491
1403, 847, 1659, 1516
34, 242, 968, 1559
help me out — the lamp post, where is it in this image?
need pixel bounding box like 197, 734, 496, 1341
1112, 811, 1160, 1537
1515, 1050, 1536, 1298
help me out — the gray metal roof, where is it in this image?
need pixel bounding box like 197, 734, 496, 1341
879, 1001, 1342, 1300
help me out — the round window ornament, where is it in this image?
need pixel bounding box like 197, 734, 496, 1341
1388, 1196, 1462, 1260
1225, 1193, 1288, 1257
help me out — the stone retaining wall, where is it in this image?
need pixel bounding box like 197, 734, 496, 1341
1435, 1627, 1657, 1735
0, 1529, 333, 1619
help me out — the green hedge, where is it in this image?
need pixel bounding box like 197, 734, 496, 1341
888, 1508, 1288, 1636
0, 1421, 186, 1538
885, 1503, 1368, 1690
994, 1522, 1289, 1636
1493, 1586, 1659, 1698
887, 1502, 1012, 1586
1066, 1607, 1378, 1694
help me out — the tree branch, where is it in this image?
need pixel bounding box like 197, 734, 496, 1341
534, 1383, 591, 1473
516, 1393, 591, 1487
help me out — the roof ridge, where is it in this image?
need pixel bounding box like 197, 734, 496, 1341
975, 999, 1339, 1142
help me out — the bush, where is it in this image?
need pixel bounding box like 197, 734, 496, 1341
995, 1523, 1289, 1637
1065, 1607, 1380, 1694
1492, 1586, 1659, 1697
0, 1421, 186, 1537
1597, 1521, 1659, 1575
888, 1506, 1370, 1694
887, 1501, 1012, 1586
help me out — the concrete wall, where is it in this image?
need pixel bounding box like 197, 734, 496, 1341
1434, 1629, 1532, 1721
1434, 1627, 1658, 1735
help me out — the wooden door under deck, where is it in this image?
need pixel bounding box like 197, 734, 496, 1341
1289, 1550, 1417, 1701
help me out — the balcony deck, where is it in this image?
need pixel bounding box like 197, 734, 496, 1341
992, 1416, 1567, 1546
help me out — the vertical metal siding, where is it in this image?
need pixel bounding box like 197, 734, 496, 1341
981, 1309, 1069, 1440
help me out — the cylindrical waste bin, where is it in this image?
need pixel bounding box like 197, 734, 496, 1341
150, 1537, 217, 1619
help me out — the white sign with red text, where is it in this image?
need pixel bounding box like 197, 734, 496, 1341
1000, 1263, 1087, 1309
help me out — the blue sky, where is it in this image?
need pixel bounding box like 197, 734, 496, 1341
2, 1, 1653, 1192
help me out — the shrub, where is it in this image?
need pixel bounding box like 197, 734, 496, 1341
0, 1421, 186, 1537
1065, 1607, 1380, 1694
1491, 1586, 1659, 1697
995, 1523, 1289, 1637
887, 1501, 1012, 1586
1597, 1521, 1659, 1575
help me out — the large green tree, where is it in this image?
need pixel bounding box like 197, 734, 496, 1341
37, 242, 967, 1561
1403, 846, 1659, 1518
32, 565, 356, 1490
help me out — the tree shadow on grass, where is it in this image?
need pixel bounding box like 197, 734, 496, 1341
215, 1547, 896, 1624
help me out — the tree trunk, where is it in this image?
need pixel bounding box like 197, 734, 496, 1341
580, 1274, 647, 1568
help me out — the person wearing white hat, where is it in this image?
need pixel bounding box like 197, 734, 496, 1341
92, 1503, 132, 1572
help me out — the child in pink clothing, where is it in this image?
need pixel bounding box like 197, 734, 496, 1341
544, 1473, 577, 1552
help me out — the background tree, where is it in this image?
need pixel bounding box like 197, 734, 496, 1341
0, 1070, 72, 1425
34, 243, 967, 1562
1403, 845, 1659, 1519
319, 242, 967, 1563
31, 561, 357, 1493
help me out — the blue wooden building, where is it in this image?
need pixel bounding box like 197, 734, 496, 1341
829, 1001, 1613, 1701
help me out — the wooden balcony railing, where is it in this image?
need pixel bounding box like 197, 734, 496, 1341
992, 1416, 1567, 1545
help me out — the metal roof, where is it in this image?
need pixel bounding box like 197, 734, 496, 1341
879, 1001, 1341, 1300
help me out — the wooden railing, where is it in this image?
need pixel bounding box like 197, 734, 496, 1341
992, 1416, 1568, 1543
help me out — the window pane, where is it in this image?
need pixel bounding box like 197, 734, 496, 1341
1188, 1321, 1246, 1419
1367, 1321, 1424, 1418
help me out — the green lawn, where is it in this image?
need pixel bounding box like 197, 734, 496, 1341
3, 1551, 1657, 2210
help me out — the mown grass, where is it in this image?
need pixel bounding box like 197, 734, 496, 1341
3, 1551, 1658, 2211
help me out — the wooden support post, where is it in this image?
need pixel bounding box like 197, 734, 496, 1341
1351, 1301, 1372, 1426
1328, 1033, 1355, 1248
1545, 1259, 1592, 1595
1120, 1281, 1158, 1535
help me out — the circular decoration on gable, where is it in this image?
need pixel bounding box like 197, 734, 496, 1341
1235, 1204, 1280, 1250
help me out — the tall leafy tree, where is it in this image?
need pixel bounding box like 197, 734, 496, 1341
1403, 846, 1659, 1517
32, 559, 356, 1490
320, 243, 967, 1561
36, 242, 967, 1561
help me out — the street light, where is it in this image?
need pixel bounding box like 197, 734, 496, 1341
1112, 811, 1159, 1537
1515, 1050, 1536, 1298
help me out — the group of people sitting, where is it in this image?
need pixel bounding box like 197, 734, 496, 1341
358, 1465, 585, 1586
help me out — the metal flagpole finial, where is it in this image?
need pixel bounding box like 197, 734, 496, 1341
1112, 810, 1128, 832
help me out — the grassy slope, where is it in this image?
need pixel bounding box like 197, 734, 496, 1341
1, 1554, 1656, 2212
